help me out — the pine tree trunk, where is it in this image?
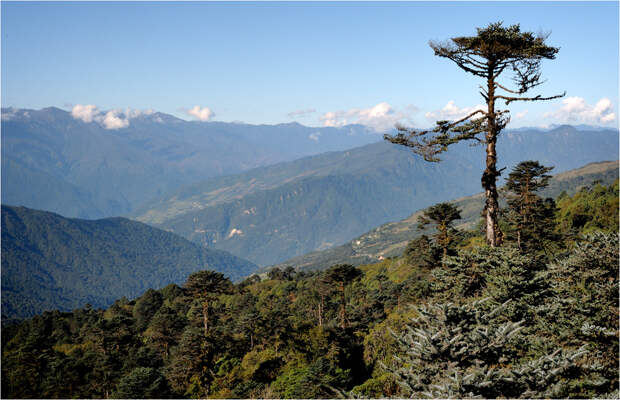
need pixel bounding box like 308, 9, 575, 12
202, 299, 209, 336
483, 73, 502, 247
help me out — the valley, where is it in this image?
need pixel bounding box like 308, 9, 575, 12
135, 125, 618, 266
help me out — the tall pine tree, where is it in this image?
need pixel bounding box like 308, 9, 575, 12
385, 22, 564, 247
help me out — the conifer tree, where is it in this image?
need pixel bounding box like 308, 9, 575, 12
417, 202, 461, 262
323, 264, 362, 329
389, 299, 587, 398
504, 161, 556, 252
385, 22, 564, 247
184, 271, 232, 336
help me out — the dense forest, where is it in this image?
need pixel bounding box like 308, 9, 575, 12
2, 178, 617, 398
1, 206, 257, 319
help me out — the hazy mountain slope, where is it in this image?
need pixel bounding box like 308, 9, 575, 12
270, 160, 619, 272
141, 126, 618, 266
1, 107, 379, 218
152, 143, 480, 265
1, 205, 258, 319
1, 157, 106, 218
134, 141, 478, 224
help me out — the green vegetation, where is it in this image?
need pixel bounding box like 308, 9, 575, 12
2, 179, 617, 398
556, 180, 619, 237
1, 205, 258, 319
2, 21, 618, 399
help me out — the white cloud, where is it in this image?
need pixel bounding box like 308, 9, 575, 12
320, 102, 417, 132
70, 104, 151, 129
288, 108, 316, 119
544, 97, 616, 125
186, 105, 215, 121
99, 110, 129, 130
1, 108, 17, 120
71, 104, 99, 123
308, 132, 321, 141
425, 100, 486, 122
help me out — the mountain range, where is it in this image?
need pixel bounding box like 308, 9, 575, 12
1, 107, 379, 218
3, 107, 618, 267
1, 205, 258, 319
136, 125, 619, 266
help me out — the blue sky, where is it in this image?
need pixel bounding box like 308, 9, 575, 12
2, 1, 618, 130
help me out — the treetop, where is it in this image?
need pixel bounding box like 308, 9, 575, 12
437, 22, 559, 62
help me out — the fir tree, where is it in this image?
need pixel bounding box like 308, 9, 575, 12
503, 160, 558, 252
417, 202, 462, 263
388, 299, 587, 398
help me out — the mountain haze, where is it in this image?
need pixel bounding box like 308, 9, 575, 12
1, 205, 258, 319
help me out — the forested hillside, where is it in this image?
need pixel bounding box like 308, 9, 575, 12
1, 206, 258, 319
2, 180, 617, 398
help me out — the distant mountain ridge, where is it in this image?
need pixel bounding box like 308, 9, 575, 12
1, 107, 380, 218
1, 205, 258, 319
139, 126, 619, 266
269, 160, 619, 272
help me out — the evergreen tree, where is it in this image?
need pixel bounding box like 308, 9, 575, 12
385, 22, 564, 247
417, 202, 462, 262
184, 270, 232, 336
132, 289, 163, 332
323, 264, 363, 329
143, 306, 186, 358
111, 367, 171, 399
389, 299, 587, 398
404, 235, 440, 270
503, 160, 557, 252
537, 233, 619, 396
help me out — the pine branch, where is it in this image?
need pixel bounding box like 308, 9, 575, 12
496, 91, 565, 105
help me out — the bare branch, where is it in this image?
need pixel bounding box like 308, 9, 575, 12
497, 91, 566, 105
495, 82, 521, 94
441, 109, 486, 129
